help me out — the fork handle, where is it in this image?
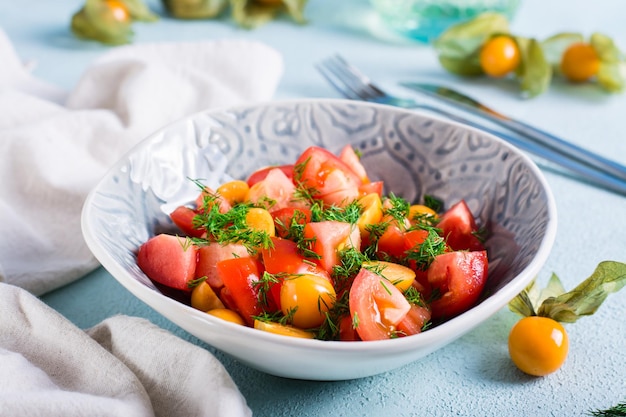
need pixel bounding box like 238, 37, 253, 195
420, 105, 626, 196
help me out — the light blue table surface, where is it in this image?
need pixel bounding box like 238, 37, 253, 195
3, 0, 626, 415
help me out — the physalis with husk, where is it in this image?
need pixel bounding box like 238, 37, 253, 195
542, 32, 626, 92
161, 0, 228, 19
161, 0, 308, 29
507, 261, 626, 377
434, 13, 626, 97
433, 13, 551, 98
71, 0, 158, 45
231, 0, 307, 28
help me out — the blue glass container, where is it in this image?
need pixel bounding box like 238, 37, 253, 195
370, 0, 521, 42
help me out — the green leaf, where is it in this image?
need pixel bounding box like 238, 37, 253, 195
591, 32, 626, 93
508, 283, 537, 317
433, 12, 510, 76
508, 274, 565, 317
541, 32, 584, 74
515, 36, 552, 98
537, 261, 626, 323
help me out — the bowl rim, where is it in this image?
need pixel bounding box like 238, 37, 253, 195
81, 97, 558, 354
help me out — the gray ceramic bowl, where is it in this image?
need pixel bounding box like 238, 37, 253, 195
82, 99, 557, 380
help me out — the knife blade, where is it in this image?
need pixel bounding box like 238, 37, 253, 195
400, 81, 626, 184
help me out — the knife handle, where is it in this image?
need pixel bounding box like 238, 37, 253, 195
423, 105, 626, 196
499, 116, 626, 183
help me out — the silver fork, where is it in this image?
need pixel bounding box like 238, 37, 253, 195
316, 54, 626, 197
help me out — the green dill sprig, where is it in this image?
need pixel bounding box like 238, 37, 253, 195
274, 209, 309, 242
291, 157, 320, 206
292, 182, 319, 206
252, 310, 290, 325
404, 286, 426, 307
186, 276, 207, 289
404, 227, 447, 271
297, 235, 322, 260
192, 201, 273, 254
588, 400, 626, 417
361, 221, 389, 259
472, 226, 489, 244
253, 271, 281, 308
332, 247, 369, 294
382, 194, 410, 226
309, 201, 325, 222
424, 194, 443, 213
314, 290, 351, 340
321, 200, 363, 224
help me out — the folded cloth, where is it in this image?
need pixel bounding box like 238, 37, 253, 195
0, 283, 252, 417
0, 28, 283, 296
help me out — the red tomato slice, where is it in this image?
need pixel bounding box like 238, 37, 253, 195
403, 228, 429, 251
396, 304, 431, 337
271, 207, 312, 238
246, 164, 294, 187
303, 221, 361, 273
195, 242, 250, 289
338, 315, 360, 341
137, 234, 198, 291
295, 146, 362, 206
427, 250, 488, 320
338, 145, 369, 183
170, 206, 204, 238
194, 187, 231, 214
437, 200, 485, 251
358, 181, 383, 197
315, 169, 361, 207
402, 228, 431, 275
217, 257, 264, 326
260, 237, 331, 311
377, 217, 410, 259
349, 267, 411, 341
246, 167, 299, 212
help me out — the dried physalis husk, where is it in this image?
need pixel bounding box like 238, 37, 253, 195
71, 0, 157, 45
230, 0, 308, 29
162, 0, 228, 19
509, 261, 626, 323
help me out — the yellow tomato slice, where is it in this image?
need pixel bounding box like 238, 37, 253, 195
254, 320, 316, 339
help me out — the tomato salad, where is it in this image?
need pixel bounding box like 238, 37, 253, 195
137, 145, 489, 341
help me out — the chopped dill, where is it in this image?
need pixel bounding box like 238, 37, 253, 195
192, 201, 273, 254
404, 286, 426, 307
404, 227, 447, 271
424, 194, 443, 213
186, 276, 207, 289
321, 200, 362, 224
253, 272, 281, 308
383, 194, 410, 226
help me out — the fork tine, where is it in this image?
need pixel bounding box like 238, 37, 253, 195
317, 55, 385, 102
315, 60, 360, 100
318, 56, 364, 100
330, 55, 386, 99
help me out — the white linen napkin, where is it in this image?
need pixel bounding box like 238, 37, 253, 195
0, 283, 252, 417
0, 27, 284, 417
0, 28, 283, 296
